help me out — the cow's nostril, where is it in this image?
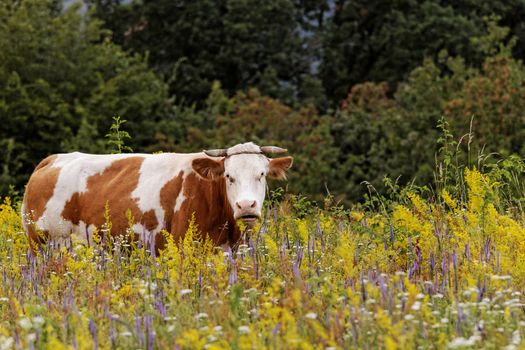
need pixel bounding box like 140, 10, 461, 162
236, 202, 242, 209
250, 201, 256, 208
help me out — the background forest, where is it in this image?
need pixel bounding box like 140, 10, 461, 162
2, 0, 525, 202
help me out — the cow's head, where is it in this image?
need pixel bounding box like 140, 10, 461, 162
192, 142, 293, 226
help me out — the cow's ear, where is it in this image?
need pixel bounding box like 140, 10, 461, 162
268, 157, 293, 180
192, 158, 225, 180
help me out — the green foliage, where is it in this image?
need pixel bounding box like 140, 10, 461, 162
329, 19, 525, 202
0, 0, 169, 195
93, 0, 309, 106
106, 115, 133, 153
319, 0, 525, 104
3, 0, 525, 206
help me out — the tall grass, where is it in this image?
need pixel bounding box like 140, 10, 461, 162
0, 162, 524, 349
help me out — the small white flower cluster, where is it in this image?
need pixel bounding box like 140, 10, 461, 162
0, 336, 14, 350
180, 289, 192, 296
448, 333, 481, 348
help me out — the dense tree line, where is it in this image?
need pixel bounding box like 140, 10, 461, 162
1, 0, 525, 202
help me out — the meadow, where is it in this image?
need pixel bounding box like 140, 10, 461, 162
0, 166, 524, 350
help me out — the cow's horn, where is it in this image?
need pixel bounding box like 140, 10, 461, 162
260, 146, 287, 154
204, 149, 228, 157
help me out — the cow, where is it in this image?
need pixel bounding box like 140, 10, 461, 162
21, 142, 293, 251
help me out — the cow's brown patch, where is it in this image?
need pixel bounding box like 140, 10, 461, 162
170, 170, 240, 247
192, 158, 225, 180
24, 155, 59, 245
24, 155, 59, 221
61, 157, 159, 236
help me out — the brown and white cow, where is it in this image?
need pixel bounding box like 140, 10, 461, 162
22, 142, 293, 250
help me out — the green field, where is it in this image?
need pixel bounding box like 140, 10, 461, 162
0, 167, 524, 349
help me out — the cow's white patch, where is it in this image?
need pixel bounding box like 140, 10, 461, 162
174, 191, 186, 212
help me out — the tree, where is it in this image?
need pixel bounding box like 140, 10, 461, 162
88, 0, 310, 106
0, 0, 169, 195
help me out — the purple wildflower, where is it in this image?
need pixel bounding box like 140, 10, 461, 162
272, 323, 281, 336
145, 315, 155, 350
136, 316, 144, 345
228, 265, 238, 285
88, 319, 98, 350
477, 279, 486, 302
464, 243, 470, 262
483, 237, 491, 262
433, 222, 440, 239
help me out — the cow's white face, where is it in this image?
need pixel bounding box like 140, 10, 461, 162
192, 143, 293, 227
223, 154, 269, 224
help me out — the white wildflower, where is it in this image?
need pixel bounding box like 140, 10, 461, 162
404, 314, 414, 321
26, 333, 36, 343
180, 289, 192, 296
0, 337, 14, 350
491, 275, 511, 281
448, 334, 481, 348
238, 326, 250, 334
19, 318, 32, 330
411, 301, 421, 311
195, 313, 208, 320
32, 316, 45, 327
207, 335, 218, 342
305, 312, 317, 320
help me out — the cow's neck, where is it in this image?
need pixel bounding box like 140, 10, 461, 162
170, 173, 240, 247
210, 176, 241, 245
